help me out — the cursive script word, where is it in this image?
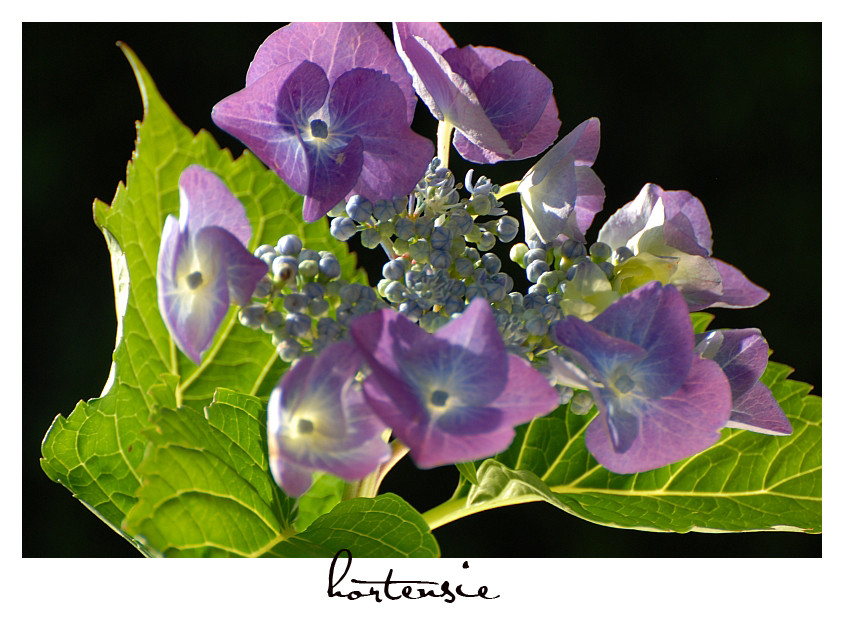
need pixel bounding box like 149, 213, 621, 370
327, 549, 500, 603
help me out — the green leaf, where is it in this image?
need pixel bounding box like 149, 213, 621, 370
454, 461, 479, 486
690, 311, 715, 333
267, 494, 440, 558
294, 474, 347, 532
432, 361, 821, 534
122, 392, 295, 557
467, 459, 565, 511
40, 43, 365, 543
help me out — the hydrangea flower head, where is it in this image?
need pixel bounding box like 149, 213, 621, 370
350, 298, 560, 468
393, 22, 560, 164
156, 165, 267, 364
598, 183, 769, 311
267, 341, 392, 497
518, 117, 605, 245
695, 328, 792, 435
212, 22, 434, 222
551, 281, 732, 473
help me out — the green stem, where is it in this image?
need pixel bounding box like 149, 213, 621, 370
494, 180, 521, 199
422, 493, 545, 530
437, 120, 454, 170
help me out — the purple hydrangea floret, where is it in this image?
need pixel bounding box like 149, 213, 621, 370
156, 165, 267, 364
551, 282, 733, 473
695, 328, 792, 435
518, 117, 606, 244
598, 183, 769, 311
350, 298, 560, 468
393, 22, 560, 164
267, 341, 392, 497
212, 22, 433, 222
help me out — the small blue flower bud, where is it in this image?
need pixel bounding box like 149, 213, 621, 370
496, 216, 519, 243
382, 258, 407, 281
345, 195, 373, 223
283, 292, 308, 313
276, 234, 303, 257
597, 261, 615, 280
589, 241, 612, 262
570, 391, 594, 415
303, 282, 325, 301
384, 281, 407, 304
272, 255, 298, 282
285, 312, 311, 338
560, 239, 586, 260
339, 283, 361, 304
524, 248, 548, 265
298, 249, 320, 263
238, 304, 266, 329
447, 209, 474, 236
330, 217, 357, 241
477, 231, 496, 251
398, 300, 423, 322
415, 216, 434, 238
318, 254, 341, 279
360, 228, 382, 249
614, 246, 635, 264
481, 253, 502, 275
394, 217, 416, 240
526, 259, 550, 283
317, 317, 342, 340
523, 309, 548, 336
261, 309, 284, 333
454, 256, 473, 277
254, 243, 276, 258
308, 297, 329, 317
465, 283, 485, 301
443, 296, 465, 315
485, 282, 506, 303
430, 226, 453, 250
260, 250, 278, 268
298, 258, 319, 279
429, 248, 452, 269
252, 275, 273, 298
276, 339, 302, 362
372, 199, 397, 222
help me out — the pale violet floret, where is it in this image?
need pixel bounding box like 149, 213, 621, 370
519, 118, 606, 245
212, 22, 433, 222
695, 328, 792, 435
393, 22, 560, 164
598, 183, 768, 311
156, 165, 267, 364
267, 341, 392, 497
350, 297, 560, 468
551, 282, 733, 474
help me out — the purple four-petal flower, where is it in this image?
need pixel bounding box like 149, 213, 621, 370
350, 298, 560, 469
695, 328, 792, 435
156, 165, 267, 365
212, 22, 434, 222
393, 22, 560, 164
267, 341, 392, 497
518, 117, 606, 244
552, 282, 733, 473
598, 183, 769, 311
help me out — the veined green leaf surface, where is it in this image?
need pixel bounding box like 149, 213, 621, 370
434, 361, 820, 534
39, 43, 365, 544
267, 494, 440, 558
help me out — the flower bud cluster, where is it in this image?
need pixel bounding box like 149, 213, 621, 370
239, 234, 377, 361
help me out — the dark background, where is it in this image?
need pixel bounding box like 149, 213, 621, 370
23, 23, 821, 557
